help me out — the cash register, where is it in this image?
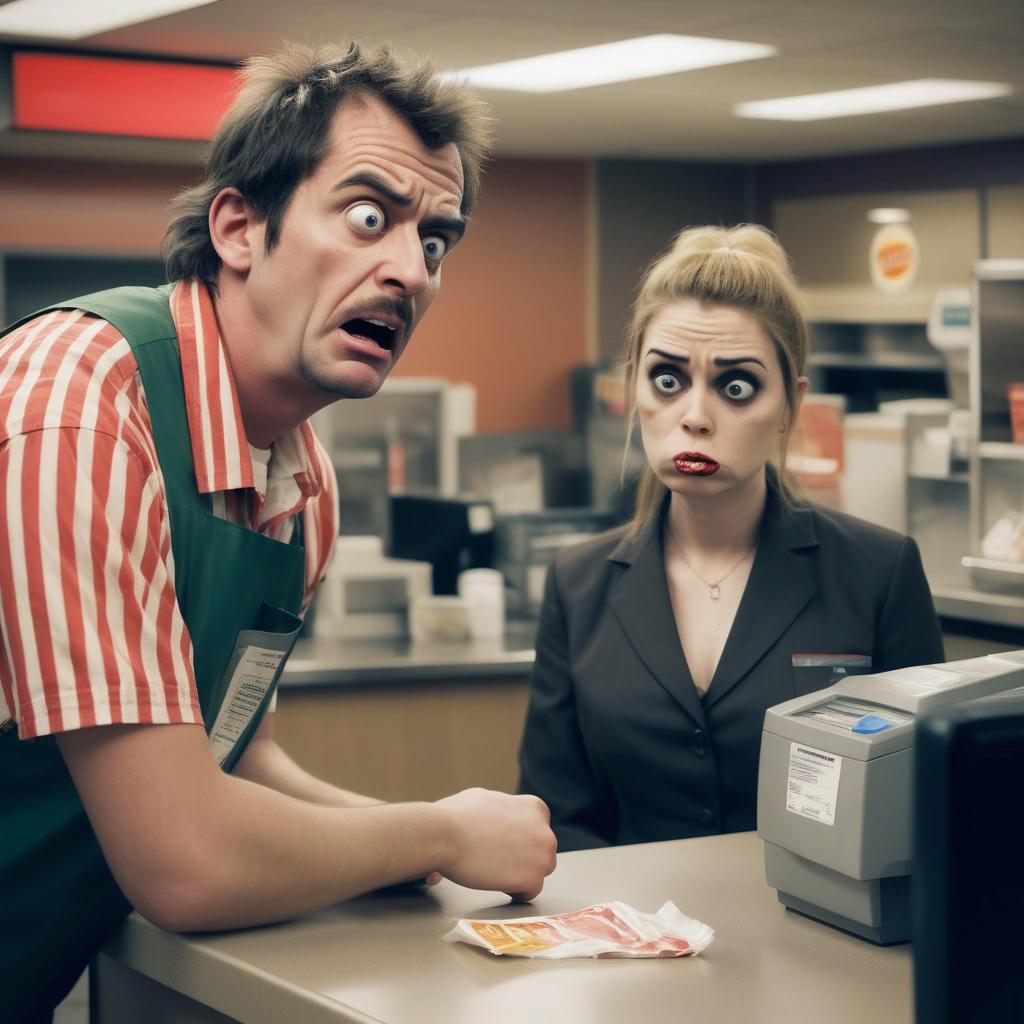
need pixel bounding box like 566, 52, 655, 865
756, 650, 1024, 944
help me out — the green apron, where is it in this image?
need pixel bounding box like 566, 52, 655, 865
0, 286, 307, 1022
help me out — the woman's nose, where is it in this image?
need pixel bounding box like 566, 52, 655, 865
679, 385, 713, 434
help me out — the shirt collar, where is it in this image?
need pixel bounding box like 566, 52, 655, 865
169, 279, 325, 502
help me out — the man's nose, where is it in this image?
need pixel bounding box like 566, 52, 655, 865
376, 225, 430, 296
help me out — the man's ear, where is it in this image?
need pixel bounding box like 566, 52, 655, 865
209, 188, 259, 272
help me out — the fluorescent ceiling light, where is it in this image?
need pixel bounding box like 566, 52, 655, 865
444, 34, 776, 93
0, 0, 219, 39
867, 208, 911, 224
735, 79, 1012, 121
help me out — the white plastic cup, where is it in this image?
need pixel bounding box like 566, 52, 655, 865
457, 568, 506, 639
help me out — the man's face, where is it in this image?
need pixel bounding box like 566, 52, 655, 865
242, 94, 465, 401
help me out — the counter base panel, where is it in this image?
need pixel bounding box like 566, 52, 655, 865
273, 676, 531, 802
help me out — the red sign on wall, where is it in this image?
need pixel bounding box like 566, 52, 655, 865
12, 51, 241, 140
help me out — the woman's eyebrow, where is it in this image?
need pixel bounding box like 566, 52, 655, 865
646, 348, 688, 363
714, 355, 767, 370
645, 348, 766, 370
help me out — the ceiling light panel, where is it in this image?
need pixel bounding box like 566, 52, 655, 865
867, 208, 911, 224
0, 0, 220, 39
734, 79, 1013, 121
444, 34, 777, 93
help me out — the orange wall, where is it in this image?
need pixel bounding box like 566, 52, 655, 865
0, 157, 197, 252
0, 155, 589, 433
392, 158, 589, 432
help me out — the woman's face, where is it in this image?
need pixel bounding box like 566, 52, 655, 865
635, 298, 806, 501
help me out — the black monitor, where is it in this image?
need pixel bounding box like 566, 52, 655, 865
390, 492, 495, 595
913, 686, 1024, 1023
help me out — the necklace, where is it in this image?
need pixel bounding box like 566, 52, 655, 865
666, 525, 756, 601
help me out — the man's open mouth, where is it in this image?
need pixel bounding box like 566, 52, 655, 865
343, 318, 397, 351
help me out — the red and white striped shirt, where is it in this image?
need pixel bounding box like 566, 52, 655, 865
0, 280, 338, 739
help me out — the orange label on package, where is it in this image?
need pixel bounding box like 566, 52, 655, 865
469, 920, 562, 953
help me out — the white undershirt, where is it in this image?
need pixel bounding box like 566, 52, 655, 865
248, 443, 272, 495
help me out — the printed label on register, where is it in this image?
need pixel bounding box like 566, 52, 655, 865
208, 645, 285, 767
786, 742, 842, 826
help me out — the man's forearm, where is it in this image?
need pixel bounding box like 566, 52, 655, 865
58, 722, 556, 934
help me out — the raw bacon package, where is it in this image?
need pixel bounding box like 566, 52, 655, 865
442, 901, 714, 959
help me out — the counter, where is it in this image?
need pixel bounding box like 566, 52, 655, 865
94, 831, 912, 1024
271, 592, 1018, 803
281, 582, 1022, 692
281, 621, 538, 688
930, 583, 1024, 633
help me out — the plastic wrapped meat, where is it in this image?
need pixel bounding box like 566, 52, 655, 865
443, 901, 714, 959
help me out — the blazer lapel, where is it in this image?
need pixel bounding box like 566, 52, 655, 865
606, 513, 708, 726
704, 488, 820, 708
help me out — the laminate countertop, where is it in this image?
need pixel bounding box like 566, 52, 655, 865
95, 831, 912, 1024
280, 622, 538, 688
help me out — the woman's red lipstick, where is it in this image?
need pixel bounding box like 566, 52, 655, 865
674, 452, 720, 475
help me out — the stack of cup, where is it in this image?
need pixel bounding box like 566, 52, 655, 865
457, 568, 506, 640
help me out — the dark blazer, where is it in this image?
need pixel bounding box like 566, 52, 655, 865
518, 476, 945, 851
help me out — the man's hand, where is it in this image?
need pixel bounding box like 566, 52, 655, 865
433, 788, 557, 902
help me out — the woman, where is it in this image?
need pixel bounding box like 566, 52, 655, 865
518, 224, 944, 852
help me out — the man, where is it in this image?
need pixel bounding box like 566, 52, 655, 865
0, 41, 556, 1022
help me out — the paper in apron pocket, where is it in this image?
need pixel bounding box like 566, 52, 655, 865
207, 602, 302, 770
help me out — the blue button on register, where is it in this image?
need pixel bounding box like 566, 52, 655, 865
851, 714, 896, 735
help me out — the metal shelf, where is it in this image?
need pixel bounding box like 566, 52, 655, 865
978, 441, 1024, 461
908, 471, 970, 483
809, 351, 945, 371
962, 556, 1024, 596
962, 556, 1024, 576
969, 267, 1024, 593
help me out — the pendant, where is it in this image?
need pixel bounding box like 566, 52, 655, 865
709, 584, 720, 600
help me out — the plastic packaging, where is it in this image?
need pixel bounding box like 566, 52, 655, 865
442, 901, 714, 959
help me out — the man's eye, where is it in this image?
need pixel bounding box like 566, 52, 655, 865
722, 376, 756, 401
422, 235, 448, 264
652, 370, 681, 394
345, 203, 386, 235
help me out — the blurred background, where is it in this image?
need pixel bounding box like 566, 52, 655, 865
4, 5, 1023, 1016
4, 0, 1023, 661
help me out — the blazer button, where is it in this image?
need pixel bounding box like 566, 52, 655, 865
700, 808, 715, 827
693, 730, 706, 756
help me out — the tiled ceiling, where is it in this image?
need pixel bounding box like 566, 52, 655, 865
2, 0, 1024, 161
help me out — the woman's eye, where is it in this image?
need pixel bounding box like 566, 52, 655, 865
652, 370, 681, 395
345, 203, 386, 235
722, 376, 756, 401
422, 234, 448, 264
